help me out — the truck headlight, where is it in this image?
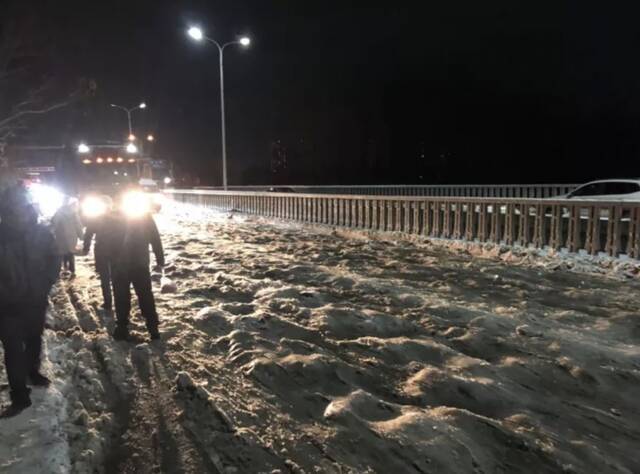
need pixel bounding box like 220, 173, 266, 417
81, 195, 107, 219
121, 191, 151, 218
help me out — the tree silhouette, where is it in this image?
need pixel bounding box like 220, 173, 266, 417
0, 1, 94, 163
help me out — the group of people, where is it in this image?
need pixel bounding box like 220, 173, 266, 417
0, 183, 164, 418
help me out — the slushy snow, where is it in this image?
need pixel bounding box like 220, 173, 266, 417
1, 201, 639, 473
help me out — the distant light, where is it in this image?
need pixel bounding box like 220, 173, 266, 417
96, 157, 104, 164
128, 158, 136, 163
114, 171, 119, 175
82, 159, 92, 165
116, 157, 124, 163
107, 157, 114, 163
124, 172, 128, 177
188, 26, 204, 41
239, 37, 251, 47
163, 176, 172, 185
78, 143, 90, 154
139, 102, 146, 109
128, 134, 136, 141
126, 143, 138, 154
147, 134, 154, 142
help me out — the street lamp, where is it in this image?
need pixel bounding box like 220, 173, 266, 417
110, 102, 147, 137
126, 143, 138, 154
147, 134, 154, 142
187, 27, 204, 41
78, 143, 90, 153
187, 26, 251, 190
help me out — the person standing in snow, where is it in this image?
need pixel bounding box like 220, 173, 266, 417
109, 199, 165, 341
52, 197, 83, 277
0, 184, 60, 418
82, 196, 115, 311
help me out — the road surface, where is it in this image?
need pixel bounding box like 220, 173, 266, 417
2, 203, 640, 473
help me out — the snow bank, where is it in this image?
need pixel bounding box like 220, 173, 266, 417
0, 326, 70, 474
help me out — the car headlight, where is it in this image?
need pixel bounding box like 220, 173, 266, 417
121, 191, 151, 218
81, 196, 107, 219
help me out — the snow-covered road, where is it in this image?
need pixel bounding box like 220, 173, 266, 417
2, 203, 640, 473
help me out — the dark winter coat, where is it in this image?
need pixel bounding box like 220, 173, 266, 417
0, 221, 60, 311
83, 213, 119, 271
52, 204, 83, 254
109, 213, 165, 272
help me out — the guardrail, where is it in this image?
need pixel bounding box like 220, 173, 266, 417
166, 189, 640, 258
195, 184, 578, 198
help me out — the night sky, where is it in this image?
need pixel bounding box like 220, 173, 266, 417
5, 1, 640, 185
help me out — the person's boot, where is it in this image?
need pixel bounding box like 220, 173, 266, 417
0, 389, 32, 419
28, 372, 51, 387
148, 327, 160, 341
112, 325, 129, 341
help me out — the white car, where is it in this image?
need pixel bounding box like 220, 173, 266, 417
555, 179, 640, 202
486, 180, 640, 219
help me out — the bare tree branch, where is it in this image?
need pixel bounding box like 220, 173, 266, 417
0, 2, 93, 153
10, 81, 53, 111
0, 99, 72, 129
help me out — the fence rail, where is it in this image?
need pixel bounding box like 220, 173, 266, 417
195, 184, 578, 198
167, 189, 640, 259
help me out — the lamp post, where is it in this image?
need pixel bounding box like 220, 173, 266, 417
110, 102, 147, 137
187, 26, 250, 190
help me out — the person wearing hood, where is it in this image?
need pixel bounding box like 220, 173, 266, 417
0, 184, 60, 418
109, 192, 165, 341
52, 197, 83, 277
82, 195, 115, 311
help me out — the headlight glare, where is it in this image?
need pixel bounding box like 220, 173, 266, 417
81, 196, 107, 219
121, 191, 151, 218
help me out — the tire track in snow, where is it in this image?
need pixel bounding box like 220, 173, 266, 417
63, 257, 287, 473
